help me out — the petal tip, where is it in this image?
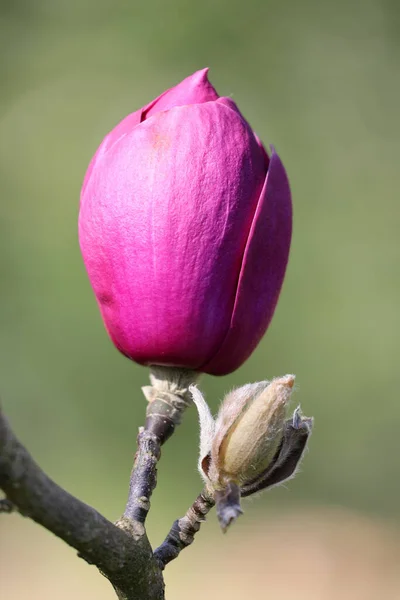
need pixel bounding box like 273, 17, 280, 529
196, 66, 210, 79
179, 67, 218, 103
186, 67, 211, 88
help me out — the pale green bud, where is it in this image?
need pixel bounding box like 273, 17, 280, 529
191, 375, 295, 489
219, 375, 294, 484
190, 375, 312, 532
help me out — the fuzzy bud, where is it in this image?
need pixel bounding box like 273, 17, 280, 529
191, 375, 313, 531
219, 375, 294, 485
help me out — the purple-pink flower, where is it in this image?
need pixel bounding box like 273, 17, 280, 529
79, 69, 292, 375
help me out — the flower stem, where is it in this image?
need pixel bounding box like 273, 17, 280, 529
122, 367, 199, 525
154, 489, 215, 567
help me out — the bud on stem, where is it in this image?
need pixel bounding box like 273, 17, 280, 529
191, 375, 313, 531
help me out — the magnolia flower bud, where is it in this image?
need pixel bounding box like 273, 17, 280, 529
79, 69, 292, 375
219, 376, 294, 484
191, 375, 313, 531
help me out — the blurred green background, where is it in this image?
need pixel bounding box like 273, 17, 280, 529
1, 0, 400, 598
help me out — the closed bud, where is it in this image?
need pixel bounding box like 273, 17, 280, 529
79, 69, 292, 376
218, 375, 294, 484
191, 375, 312, 531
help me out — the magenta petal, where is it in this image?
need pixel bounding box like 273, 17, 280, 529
254, 133, 270, 171
142, 68, 219, 119
202, 150, 292, 375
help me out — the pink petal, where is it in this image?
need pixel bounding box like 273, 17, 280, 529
217, 97, 270, 171
216, 96, 243, 116
202, 149, 292, 375
82, 69, 218, 198
142, 68, 219, 119
81, 108, 143, 197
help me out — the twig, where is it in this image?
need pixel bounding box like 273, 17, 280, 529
123, 367, 198, 526
122, 429, 161, 523
0, 403, 164, 600
0, 368, 199, 599
154, 489, 215, 567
